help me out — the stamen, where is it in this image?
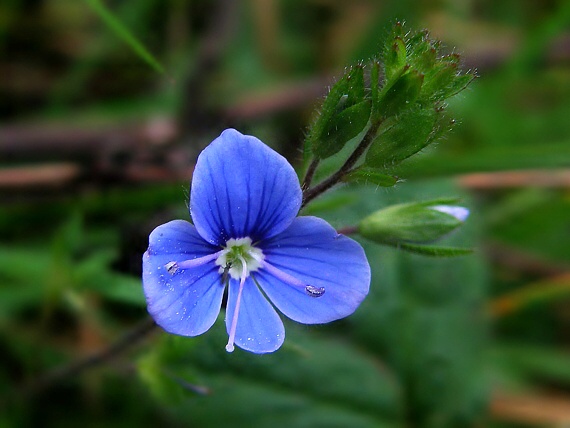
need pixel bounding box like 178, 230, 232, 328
305, 285, 326, 298
164, 250, 223, 275
261, 261, 326, 298
226, 256, 248, 353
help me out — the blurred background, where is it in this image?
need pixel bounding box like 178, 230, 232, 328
1, 0, 570, 427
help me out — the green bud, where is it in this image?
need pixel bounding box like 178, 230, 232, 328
358, 200, 469, 244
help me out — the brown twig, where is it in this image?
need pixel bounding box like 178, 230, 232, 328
459, 169, 570, 190
19, 317, 158, 398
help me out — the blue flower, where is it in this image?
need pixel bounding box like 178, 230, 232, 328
142, 129, 370, 354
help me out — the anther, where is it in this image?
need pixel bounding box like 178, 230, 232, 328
262, 261, 326, 298
165, 261, 179, 275
305, 285, 325, 298
164, 250, 224, 276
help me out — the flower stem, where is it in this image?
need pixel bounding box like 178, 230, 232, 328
302, 158, 320, 190
301, 127, 377, 208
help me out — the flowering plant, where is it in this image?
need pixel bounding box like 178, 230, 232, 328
142, 23, 475, 353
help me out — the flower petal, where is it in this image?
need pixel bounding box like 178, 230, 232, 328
143, 220, 225, 336
190, 129, 302, 245
225, 278, 285, 353
258, 216, 370, 324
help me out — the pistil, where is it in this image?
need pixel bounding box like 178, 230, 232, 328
225, 256, 248, 352
261, 260, 325, 297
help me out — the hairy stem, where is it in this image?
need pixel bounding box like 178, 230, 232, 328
302, 158, 320, 190
301, 128, 377, 208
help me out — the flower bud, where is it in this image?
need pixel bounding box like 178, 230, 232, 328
358, 201, 469, 244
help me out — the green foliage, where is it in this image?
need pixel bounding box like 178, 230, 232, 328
306, 183, 487, 427
139, 323, 403, 428
392, 243, 474, 257
2, 2, 570, 427
85, 0, 164, 73
365, 108, 436, 168
303, 22, 475, 193
308, 65, 371, 159
343, 167, 399, 187
0, 214, 145, 323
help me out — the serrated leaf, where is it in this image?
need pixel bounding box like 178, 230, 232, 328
378, 70, 424, 117
343, 167, 398, 187
345, 64, 366, 104
442, 73, 476, 99
395, 242, 474, 257
421, 63, 458, 101
365, 107, 436, 168
384, 37, 407, 82
407, 38, 437, 72
313, 100, 371, 159
307, 66, 370, 159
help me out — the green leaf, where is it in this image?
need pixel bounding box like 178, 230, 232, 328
343, 167, 398, 187
365, 107, 436, 168
313, 100, 371, 159
141, 323, 404, 428
384, 37, 407, 82
86, 0, 165, 74
308, 65, 370, 159
395, 242, 474, 257
378, 70, 424, 117
306, 67, 353, 158
371, 60, 381, 115
442, 73, 476, 99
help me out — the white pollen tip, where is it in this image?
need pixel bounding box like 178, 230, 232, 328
225, 343, 235, 353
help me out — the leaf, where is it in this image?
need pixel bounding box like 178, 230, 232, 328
370, 60, 382, 116
343, 167, 398, 187
140, 323, 404, 428
365, 107, 436, 168
309, 66, 371, 159
395, 242, 474, 257
383, 37, 407, 82
378, 70, 424, 117
313, 100, 371, 159
86, 0, 165, 73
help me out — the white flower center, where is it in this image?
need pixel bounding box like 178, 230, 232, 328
215, 237, 264, 280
